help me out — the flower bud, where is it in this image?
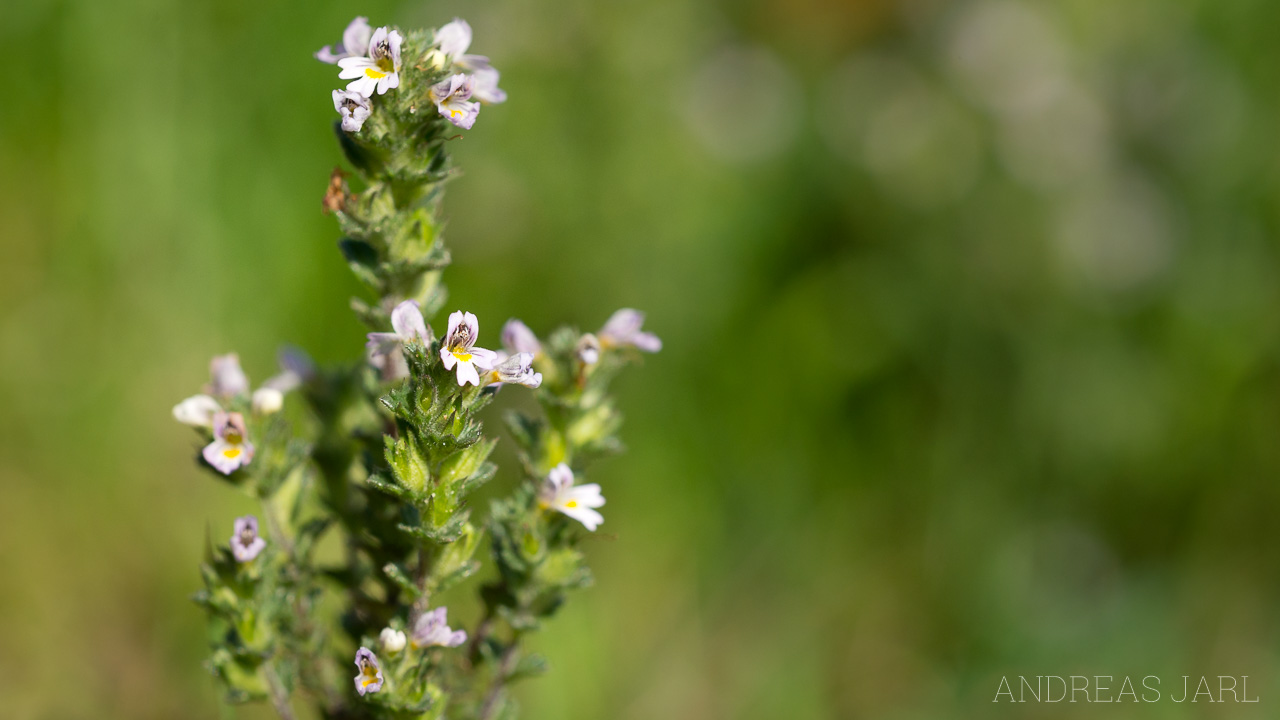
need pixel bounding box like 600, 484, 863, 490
380, 627, 407, 653
252, 387, 285, 415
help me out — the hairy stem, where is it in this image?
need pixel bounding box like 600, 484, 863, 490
477, 638, 522, 720
265, 663, 297, 720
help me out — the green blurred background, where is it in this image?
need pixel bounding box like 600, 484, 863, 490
4, 0, 1280, 717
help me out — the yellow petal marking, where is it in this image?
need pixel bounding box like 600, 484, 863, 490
364, 68, 388, 79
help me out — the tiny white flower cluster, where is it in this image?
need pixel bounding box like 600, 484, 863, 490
359, 606, 467, 695
366, 302, 543, 390
317, 17, 506, 133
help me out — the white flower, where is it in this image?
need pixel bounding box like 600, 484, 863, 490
338, 26, 402, 97
434, 19, 507, 104
468, 67, 507, 105
428, 74, 480, 130
501, 319, 542, 355
230, 515, 266, 562
316, 17, 372, 64
410, 606, 467, 648
434, 19, 472, 58
486, 351, 542, 389
599, 309, 662, 352
367, 300, 429, 381
539, 463, 605, 531
173, 394, 222, 427
380, 627, 407, 653
576, 333, 601, 365
440, 311, 497, 387
203, 411, 255, 475
333, 90, 372, 132
208, 353, 250, 397
353, 647, 384, 695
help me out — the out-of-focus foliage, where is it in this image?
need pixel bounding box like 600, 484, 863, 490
3, 0, 1280, 717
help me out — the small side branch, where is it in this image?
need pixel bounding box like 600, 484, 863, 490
265, 663, 298, 720
477, 639, 521, 720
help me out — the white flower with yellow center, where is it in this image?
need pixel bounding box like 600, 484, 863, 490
428, 74, 480, 129
333, 90, 372, 132
433, 19, 507, 104
440, 310, 497, 386
353, 647, 383, 696
484, 351, 542, 390
338, 26, 402, 97
203, 411, 255, 475
229, 515, 266, 562
539, 463, 605, 531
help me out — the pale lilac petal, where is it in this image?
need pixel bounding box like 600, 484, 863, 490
631, 332, 663, 352
462, 313, 480, 344
203, 439, 248, 475
445, 311, 464, 344
601, 308, 645, 339
353, 647, 383, 695
458, 53, 493, 72
435, 18, 472, 57
384, 29, 402, 68
367, 332, 401, 359
368, 27, 388, 56
440, 347, 457, 370
316, 17, 371, 63
502, 319, 541, 355
469, 347, 498, 370
599, 308, 661, 352
230, 516, 266, 562
410, 606, 466, 648
547, 463, 574, 493
342, 17, 372, 57
469, 66, 507, 104
315, 46, 343, 64
208, 354, 249, 397
278, 346, 316, 382
173, 394, 221, 427
390, 300, 427, 342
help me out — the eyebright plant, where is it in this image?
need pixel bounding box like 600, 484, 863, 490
175, 16, 659, 720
